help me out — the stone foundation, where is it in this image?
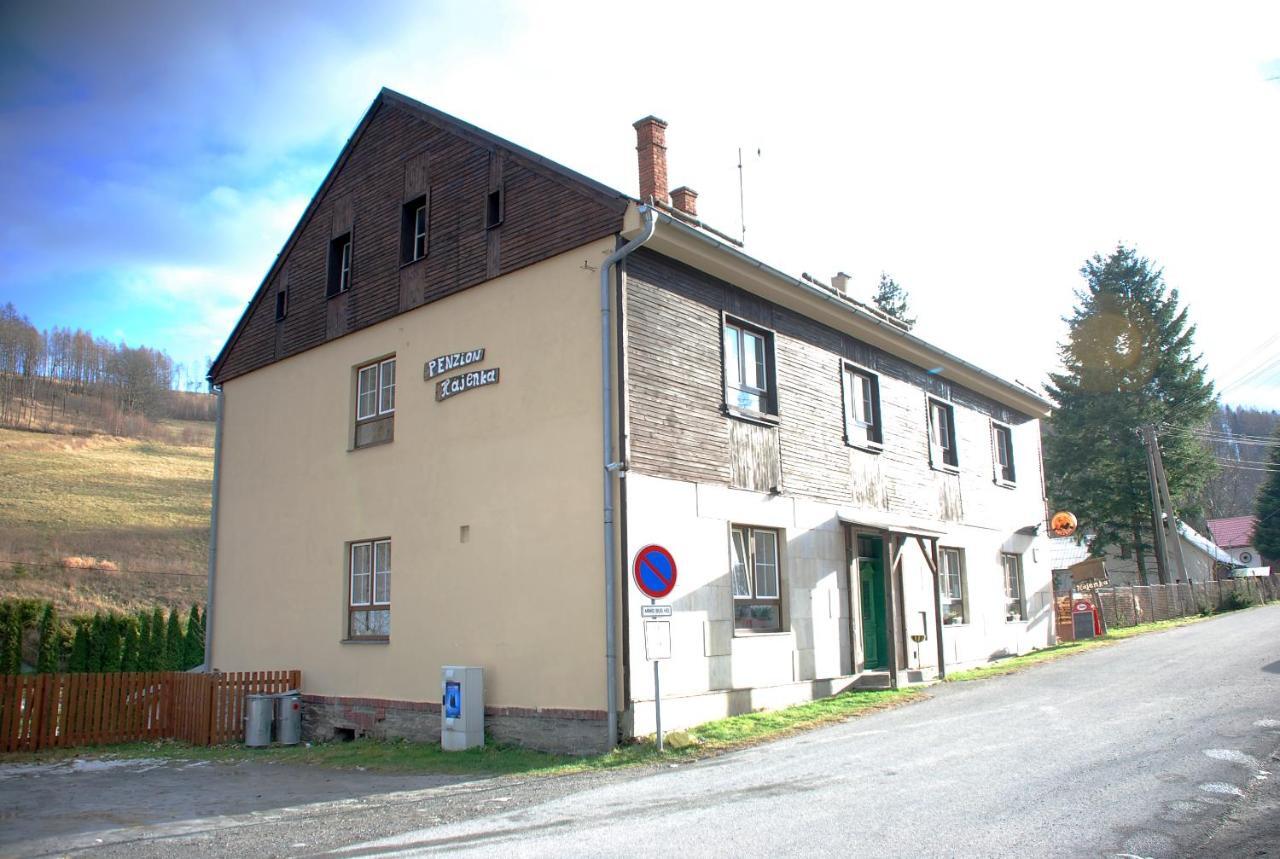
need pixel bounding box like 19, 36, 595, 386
300, 694, 609, 754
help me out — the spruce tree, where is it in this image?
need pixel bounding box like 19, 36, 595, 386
183, 603, 204, 669
121, 619, 140, 673
68, 622, 90, 672
1045, 245, 1216, 583
136, 611, 152, 670
1251, 425, 1280, 561
37, 603, 59, 673
101, 615, 123, 672
164, 609, 183, 670
87, 612, 105, 673
148, 606, 166, 670
871, 273, 916, 329
0, 604, 13, 675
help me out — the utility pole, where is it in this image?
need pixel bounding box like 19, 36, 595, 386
1150, 427, 1189, 583
1140, 426, 1170, 585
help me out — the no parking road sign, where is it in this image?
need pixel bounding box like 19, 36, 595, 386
633, 544, 677, 599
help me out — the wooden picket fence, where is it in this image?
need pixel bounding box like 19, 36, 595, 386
0, 670, 300, 753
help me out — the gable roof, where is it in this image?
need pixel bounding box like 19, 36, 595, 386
1048, 536, 1092, 570
1207, 516, 1257, 549
1176, 520, 1234, 565
208, 88, 630, 384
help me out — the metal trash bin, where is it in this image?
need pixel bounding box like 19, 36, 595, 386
275, 691, 302, 746
245, 693, 274, 747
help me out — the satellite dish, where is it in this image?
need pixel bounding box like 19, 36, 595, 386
1240, 551, 1253, 564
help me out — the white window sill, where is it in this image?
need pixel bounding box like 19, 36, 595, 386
994, 479, 1017, 490
340, 638, 390, 645
845, 439, 884, 455
732, 630, 792, 639
931, 463, 960, 475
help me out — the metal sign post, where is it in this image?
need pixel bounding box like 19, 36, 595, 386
634, 545, 677, 753
643, 604, 672, 752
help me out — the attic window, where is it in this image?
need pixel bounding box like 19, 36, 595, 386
327, 234, 352, 298
485, 187, 504, 230
401, 194, 429, 264
275, 288, 288, 322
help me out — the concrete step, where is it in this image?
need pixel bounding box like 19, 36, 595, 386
853, 671, 892, 689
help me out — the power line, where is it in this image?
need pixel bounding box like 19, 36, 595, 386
0, 558, 205, 578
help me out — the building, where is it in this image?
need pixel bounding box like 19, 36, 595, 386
205, 89, 1055, 753
1207, 516, 1267, 570
1102, 520, 1232, 585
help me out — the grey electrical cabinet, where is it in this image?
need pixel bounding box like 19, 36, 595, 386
441, 665, 484, 751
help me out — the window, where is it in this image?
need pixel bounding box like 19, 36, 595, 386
928, 399, 958, 468
730, 525, 783, 632
327, 234, 352, 297
485, 187, 504, 229
274, 288, 288, 322
1002, 553, 1025, 622
354, 357, 395, 448
401, 194, 429, 263
723, 318, 776, 416
993, 423, 1016, 484
939, 547, 967, 625
842, 364, 882, 447
348, 539, 390, 639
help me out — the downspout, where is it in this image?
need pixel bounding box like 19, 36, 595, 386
203, 385, 225, 670
602, 205, 656, 750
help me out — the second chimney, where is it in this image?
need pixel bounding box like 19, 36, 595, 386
831, 272, 852, 296
634, 116, 669, 205
671, 186, 698, 217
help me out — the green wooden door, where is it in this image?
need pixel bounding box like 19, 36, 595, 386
858, 536, 888, 670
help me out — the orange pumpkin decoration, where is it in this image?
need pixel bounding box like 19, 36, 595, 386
1050, 511, 1078, 537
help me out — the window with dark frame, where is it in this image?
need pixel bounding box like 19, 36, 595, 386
327, 234, 352, 297
354, 357, 395, 448
842, 364, 882, 447
993, 423, 1016, 483
939, 547, 967, 624
401, 195, 428, 263
730, 525, 783, 633
485, 187, 504, 229
274, 288, 288, 322
723, 318, 776, 416
348, 538, 390, 639
928, 399, 958, 468
1002, 552, 1025, 622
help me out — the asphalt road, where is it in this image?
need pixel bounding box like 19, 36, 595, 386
340, 605, 1280, 858
6, 605, 1279, 858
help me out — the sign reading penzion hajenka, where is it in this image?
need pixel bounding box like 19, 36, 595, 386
436, 367, 500, 401
424, 348, 485, 380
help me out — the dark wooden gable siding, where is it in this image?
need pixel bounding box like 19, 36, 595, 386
213, 99, 627, 384
624, 248, 1031, 510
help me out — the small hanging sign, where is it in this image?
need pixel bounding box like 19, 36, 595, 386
437, 367, 500, 401
425, 348, 485, 380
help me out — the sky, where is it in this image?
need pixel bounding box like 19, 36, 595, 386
3, 1, 1279, 405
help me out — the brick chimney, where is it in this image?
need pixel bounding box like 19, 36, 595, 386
831, 272, 851, 295
670, 186, 698, 217
633, 116, 669, 205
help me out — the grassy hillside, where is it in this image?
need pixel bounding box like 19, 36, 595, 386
0, 423, 212, 615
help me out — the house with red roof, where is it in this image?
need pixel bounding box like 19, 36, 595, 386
1207, 516, 1268, 569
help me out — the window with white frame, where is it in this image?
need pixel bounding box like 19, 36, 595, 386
928, 398, 958, 468
348, 538, 390, 639
354, 357, 396, 448
939, 547, 967, 624
993, 423, 1016, 484
723, 318, 775, 416
1002, 552, 1025, 621
327, 234, 352, 297
730, 525, 783, 632
401, 194, 429, 263
842, 364, 882, 447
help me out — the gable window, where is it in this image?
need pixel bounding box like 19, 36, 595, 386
939, 547, 967, 625
348, 538, 390, 640
842, 364, 882, 448
993, 423, 1016, 484
1002, 552, 1026, 622
401, 194, 429, 263
354, 357, 395, 448
723, 318, 776, 416
274, 287, 288, 322
327, 234, 352, 297
730, 525, 783, 633
928, 398, 958, 469
485, 187, 504, 229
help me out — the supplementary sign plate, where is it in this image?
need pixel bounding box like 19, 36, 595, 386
644, 621, 671, 661
633, 544, 677, 599
641, 604, 672, 618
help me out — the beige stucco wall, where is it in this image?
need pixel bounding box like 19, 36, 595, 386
212, 237, 616, 710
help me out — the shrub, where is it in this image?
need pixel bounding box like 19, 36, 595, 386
1223, 588, 1258, 612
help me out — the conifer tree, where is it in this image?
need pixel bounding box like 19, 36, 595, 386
148, 606, 166, 670
1251, 426, 1280, 561
87, 612, 105, 673
0, 604, 14, 675
164, 608, 183, 670
121, 619, 140, 673
68, 621, 90, 672
101, 615, 123, 672
137, 611, 152, 669
37, 603, 59, 673
1045, 245, 1215, 583
183, 603, 203, 669
871, 273, 916, 329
